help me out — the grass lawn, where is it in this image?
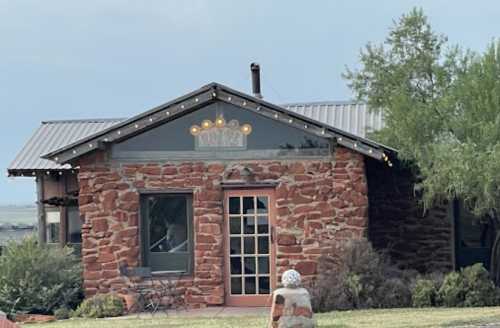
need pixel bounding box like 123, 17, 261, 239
22, 307, 500, 328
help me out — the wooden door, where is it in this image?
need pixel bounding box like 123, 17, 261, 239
224, 189, 276, 306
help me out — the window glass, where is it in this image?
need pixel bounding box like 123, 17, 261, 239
67, 207, 82, 244
46, 210, 60, 244
113, 102, 330, 158
142, 194, 192, 272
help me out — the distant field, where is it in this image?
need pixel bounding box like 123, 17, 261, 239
0, 206, 37, 225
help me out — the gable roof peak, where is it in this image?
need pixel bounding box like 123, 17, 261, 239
42, 82, 394, 165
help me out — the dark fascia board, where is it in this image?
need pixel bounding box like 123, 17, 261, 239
42, 82, 396, 165
7, 168, 75, 178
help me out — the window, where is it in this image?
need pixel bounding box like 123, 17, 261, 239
140, 194, 193, 273
46, 209, 60, 244
112, 102, 331, 160
67, 206, 82, 244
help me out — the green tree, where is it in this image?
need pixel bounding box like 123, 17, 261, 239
345, 8, 500, 282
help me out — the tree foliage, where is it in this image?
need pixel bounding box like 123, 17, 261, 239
345, 8, 500, 218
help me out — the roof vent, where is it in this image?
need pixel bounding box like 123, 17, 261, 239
250, 63, 262, 99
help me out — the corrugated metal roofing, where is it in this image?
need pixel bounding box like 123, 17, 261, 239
9, 99, 385, 173
284, 101, 384, 138
8, 119, 124, 173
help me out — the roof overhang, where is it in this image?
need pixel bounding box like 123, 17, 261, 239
42, 83, 396, 166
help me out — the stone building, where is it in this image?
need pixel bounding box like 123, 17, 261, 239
8, 73, 493, 307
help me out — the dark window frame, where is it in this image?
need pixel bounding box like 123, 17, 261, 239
139, 191, 194, 275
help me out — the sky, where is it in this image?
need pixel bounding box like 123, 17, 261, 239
1, 0, 499, 205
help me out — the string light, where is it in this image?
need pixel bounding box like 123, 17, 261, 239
117, 130, 121, 135
181, 104, 185, 109
212, 92, 217, 97
242, 101, 247, 106
202, 120, 213, 129
338, 137, 343, 141
353, 143, 358, 148
228, 97, 232, 101
368, 149, 373, 154
215, 116, 225, 128
256, 106, 261, 111
288, 118, 293, 123
274, 113, 278, 119
104, 138, 109, 142
134, 124, 139, 128
72, 150, 77, 154
88, 144, 93, 148
241, 124, 252, 135
190, 125, 201, 136
149, 117, 153, 122
304, 124, 308, 129
166, 111, 170, 116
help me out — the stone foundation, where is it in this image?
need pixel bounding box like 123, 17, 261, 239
77, 147, 369, 307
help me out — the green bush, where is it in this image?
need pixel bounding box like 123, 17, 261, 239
412, 279, 437, 307
462, 263, 498, 307
310, 239, 414, 312
74, 294, 124, 318
54, 307, 71, 320
438, 271, 465, 307
437, 264, 498, 307
0, 236, 83, 314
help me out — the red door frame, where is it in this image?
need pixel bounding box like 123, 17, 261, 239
223, 189, 276, 307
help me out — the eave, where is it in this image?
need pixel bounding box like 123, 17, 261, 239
42, 83, 396, 166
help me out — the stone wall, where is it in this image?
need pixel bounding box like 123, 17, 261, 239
366, 158, 453, 272
77, 147, 369, 307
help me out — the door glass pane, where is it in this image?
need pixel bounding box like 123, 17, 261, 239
229, 197, 240, 215
258, 257, 269, 274
231, 277, 242, 295
230, 217, 241, 234
258, 277, 270, 294
243, 197, 255, 214
258, 236, 269, 254
244, 257, 256, 274
257, 216, 269, 234
256, 197, 268, 214
230, 237, 241, 255
148, 196, 187, 253
245, 276, 256, 294
244, 237, 255, 254
243, 216, 255, 234
230, 257, 242, 274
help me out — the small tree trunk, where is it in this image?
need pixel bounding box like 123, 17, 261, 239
488, 210, 500, 285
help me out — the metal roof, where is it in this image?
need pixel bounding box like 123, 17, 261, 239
8, 92, 388, 174
8, 119, 124, 174
284, 101, 384, 138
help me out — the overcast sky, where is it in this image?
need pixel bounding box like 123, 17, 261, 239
1, 1, 499, 205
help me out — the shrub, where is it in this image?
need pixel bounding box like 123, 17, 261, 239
54, 307, 71, 320
74, 294, 124, 318
412, 279, 437, 307
462, 263, 498, 307
437, 263, 498, 307
310, 239, 413, 312
438, 271, 465, 307
0, 236, 83, 314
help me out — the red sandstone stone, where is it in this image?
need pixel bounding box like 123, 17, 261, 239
277, 233, 296, 246
295, 261, 317, 275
